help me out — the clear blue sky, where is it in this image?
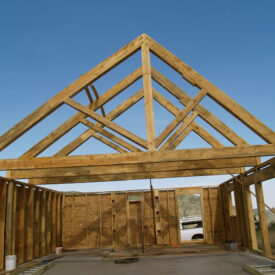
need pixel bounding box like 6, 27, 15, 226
0, 1, 274, 206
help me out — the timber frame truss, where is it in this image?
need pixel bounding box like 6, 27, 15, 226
0, 33, 274, 184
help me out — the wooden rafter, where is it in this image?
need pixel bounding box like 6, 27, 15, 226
79, 118, 140, 152
151, 68, 247, 146
152, 89, 222, 148
0, 35, 143, 152
168, 126, 193, 150
64, 98, 147, 149
148, 36, 275, 144
159, 112, 198, 151
90, 84, 106, 117
55, 89, 144, 156
0, 33, 274, 185
89, 132, 127, 153
84, 87, 94, 105
20, 67, 143, 159
155, 89, 207, 147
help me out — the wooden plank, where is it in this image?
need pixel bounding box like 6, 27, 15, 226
26, 187, 34, 260
99, 194, 102, 247
85, 193, 88, 248
51, 193, 57, 252
21, 68, 143, 159
111, 192, 116, 247
46, 192, 52, 255
255, 175, 272, 256
41, 191, 46, 256
0, 35, 143, 151
17, 186, 25, 264
0, 181, 7, 270
245, 185, 257, 250
80, 118, 139, 152
33, 189, 40, 258
56, 194, 61, 246
141, 34, 155, 150
29, 168, 242, 184
64, 98, 148, 148
55, 89, 144, 156
126, 198, 130, 245
168, 126, 193, 150
90, 84, 106, 117
84, 87, 93, 105
11, 185, 17, 255
152, 89, 223, 148
148, 36, 275, 144
159, 112, 198, 151
191, 123, 223, 148
90, 132, 127, 153
12, 158, 253, 179
151, 68, 248, 146
5, 182, 14, 256
155, 89, 207, 147
2, 144, 272, 170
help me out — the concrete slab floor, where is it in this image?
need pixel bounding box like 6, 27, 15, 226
43, 251, 274, 275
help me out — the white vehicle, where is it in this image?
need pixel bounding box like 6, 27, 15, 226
180, 216, 203, 241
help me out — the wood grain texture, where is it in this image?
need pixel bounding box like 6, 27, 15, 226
148, 36, 275, 144
0, 35, 143, 151
1, 144, 272, 170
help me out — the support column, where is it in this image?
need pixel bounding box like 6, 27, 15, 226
255, 173, 272, 257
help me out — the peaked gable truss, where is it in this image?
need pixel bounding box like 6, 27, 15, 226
0, 34, 274, 184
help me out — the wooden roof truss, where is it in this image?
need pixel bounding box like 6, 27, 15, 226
0, 34, 274, 184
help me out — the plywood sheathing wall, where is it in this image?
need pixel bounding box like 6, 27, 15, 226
62, 187, 225, 250
0, 178, 62, 270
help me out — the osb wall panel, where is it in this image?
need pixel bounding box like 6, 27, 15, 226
73, 195, 87, 249
159, 191, 171, 244
101, 194, 113, 247
167, 190, 178, 244
63, 195, 74, 248
116, 193, 127, 246
87, 194, 100, 248
203, 188, 225, 244
143, 192, 155, 246
62, 187, 225, 250
129, 201, 142, 246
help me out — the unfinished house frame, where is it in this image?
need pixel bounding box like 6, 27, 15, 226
0, 34, 274, 269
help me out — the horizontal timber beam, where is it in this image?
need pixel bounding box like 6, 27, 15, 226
1, 144, 274, 170
7, 158, 256, 179
28, 168, 242, 184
